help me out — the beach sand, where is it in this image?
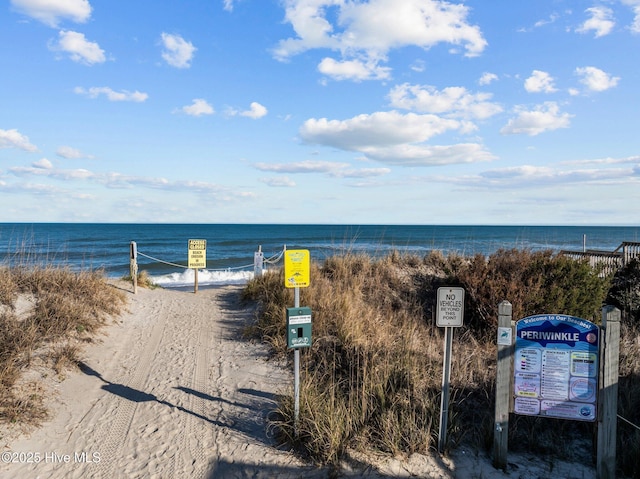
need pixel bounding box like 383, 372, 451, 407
0, 282, 597, 478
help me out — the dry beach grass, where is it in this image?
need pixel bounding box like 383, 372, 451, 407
244, 250, 640, 477
0, 266, 126, 426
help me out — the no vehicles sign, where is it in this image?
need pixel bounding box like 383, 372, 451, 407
436, 287, 465, 327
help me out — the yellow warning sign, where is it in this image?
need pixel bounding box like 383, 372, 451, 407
188, 239, 206, 269
284, 249, 310, 288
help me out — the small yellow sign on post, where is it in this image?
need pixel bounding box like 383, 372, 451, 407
188, 239, 207, 269
284, 249, 310, 288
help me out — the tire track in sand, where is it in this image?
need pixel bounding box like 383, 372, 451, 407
84, 293, 170, 479
172, 295, 215, 479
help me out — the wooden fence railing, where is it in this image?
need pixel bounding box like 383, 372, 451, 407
615, 241, 640, 266
560, 241, 640, 277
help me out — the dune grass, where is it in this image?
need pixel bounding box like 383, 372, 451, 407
243, 249, 640, 477
0, 265, 126, 427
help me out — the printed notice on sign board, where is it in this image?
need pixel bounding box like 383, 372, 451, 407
436, 287, 465, 327
284, 249, 310, 288
513, 314, 599, 422
188, 239, 207, 269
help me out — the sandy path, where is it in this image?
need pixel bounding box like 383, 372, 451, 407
0, 284, 322, 479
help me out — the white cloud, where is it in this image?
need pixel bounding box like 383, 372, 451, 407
273, 0, 486, 80
362, 143, 495, 166
576, 7, 615, 38
253, 160, 391, 178
8, 162, 255, 200
479, 72, 498, 86
524, 70, 557, 93
56, 145, 93, 159
50, 30, 105, 65
501, 102, 572, 136
259, 176, 297, 187
478, 164, 635, 187
0, 180, 92, 199
299, 111, 495, 166
410, 59, 426, 72
240, 102, 268, 119
11, 161, 93, 180
254, 160, 351, 174
160, 33, 196, 68
300, 111, 461, 151
388, 83, 502, 120
533, 14, 559, 29
333, 167, 391, 178
575, 66, 620, 92
180, 99, 215, 116
318, 57, 391, 81
0, 129, 39, 152
11, 0, 91, 27
226, 102, 268, 119
223, 0, 236, 12
430, 160, 640, 190
74, 86, 148, 102
33, 158, 53, 169
622, 2, 640, 33
561, 155, 640, 167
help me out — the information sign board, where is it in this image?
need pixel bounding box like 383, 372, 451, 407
514, 314, 599, 422
436, 287, 465, 327
188, 239, 207, 269
284, 250, 310, 288
287, 307, 312, 348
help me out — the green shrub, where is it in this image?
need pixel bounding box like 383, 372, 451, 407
454, 249, 609, 338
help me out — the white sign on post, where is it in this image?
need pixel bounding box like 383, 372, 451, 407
436, 286, 465, 453
436, 287, 465, 327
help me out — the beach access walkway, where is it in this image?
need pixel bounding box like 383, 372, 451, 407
1, 283, 328, 479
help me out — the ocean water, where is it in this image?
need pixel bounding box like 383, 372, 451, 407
0, 223, 638, 288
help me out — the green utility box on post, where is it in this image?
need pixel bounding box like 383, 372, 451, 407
287, 307, 312, 348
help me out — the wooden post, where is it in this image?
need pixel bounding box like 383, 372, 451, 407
130, 241, 138, 294
194, 268, 198, 294
254, 245, 264, 278
597, 305, 621, 479
493, 300, 513, 471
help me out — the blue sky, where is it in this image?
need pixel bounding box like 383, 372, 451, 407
1, 0, 639, 225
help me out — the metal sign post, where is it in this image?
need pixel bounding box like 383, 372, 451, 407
436, 286, 465, 453
294, 288, 300, 434
284, 249, 311, 436
439, 325, 454, 453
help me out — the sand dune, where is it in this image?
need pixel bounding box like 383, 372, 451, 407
0, 283, 596, 479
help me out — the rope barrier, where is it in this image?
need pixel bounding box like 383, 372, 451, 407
264, 249, 284, 264
137, 251, 189, 269
618, 414, 640, 431
136, 247, 286, 273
